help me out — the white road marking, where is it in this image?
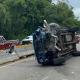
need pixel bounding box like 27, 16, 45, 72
42, 76, 48, 80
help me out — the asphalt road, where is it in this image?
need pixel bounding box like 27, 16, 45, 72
0, 55, 80, 80
0, 43, 80, 80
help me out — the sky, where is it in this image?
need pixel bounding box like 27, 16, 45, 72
52, 0, 80, 20
69, 0, 80, 20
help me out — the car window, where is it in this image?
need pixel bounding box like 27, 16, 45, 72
26, 37, 29, 39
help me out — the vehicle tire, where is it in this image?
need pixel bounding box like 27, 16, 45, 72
9, 45, 15, 54
72, 51, 80, 56
53, 57, 65, 65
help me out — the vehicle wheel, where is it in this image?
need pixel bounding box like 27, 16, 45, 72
72, 51, 80, 56
9, 45, 15, 53
53, 57, 65, 65
41, 62, 48, 66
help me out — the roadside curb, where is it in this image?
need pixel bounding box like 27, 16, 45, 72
0, 50, 34, 65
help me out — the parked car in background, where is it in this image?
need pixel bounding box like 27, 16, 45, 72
21, 35, 33, 45
0, 36, 19, 50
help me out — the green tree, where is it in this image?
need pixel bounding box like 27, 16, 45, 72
0, 0, 79, 40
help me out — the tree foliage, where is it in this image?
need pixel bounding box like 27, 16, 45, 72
0, 0, 79, 39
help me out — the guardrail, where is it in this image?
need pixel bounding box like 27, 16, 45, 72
0, 44, 34, 65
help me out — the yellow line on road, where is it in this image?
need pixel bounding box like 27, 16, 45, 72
16, 44, 32, 48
